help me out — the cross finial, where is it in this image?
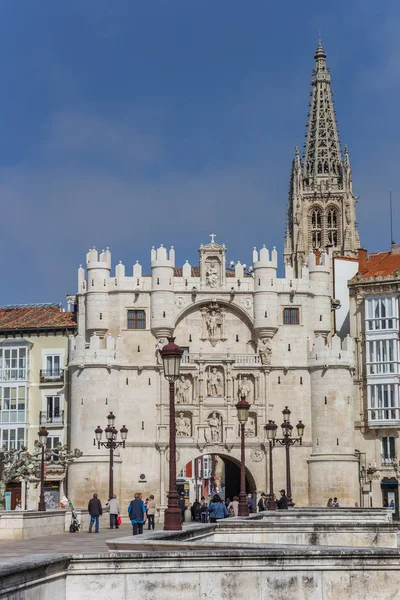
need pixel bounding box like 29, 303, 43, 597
209, 233, 216, 244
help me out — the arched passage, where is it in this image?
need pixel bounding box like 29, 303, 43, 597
177, 453, 257, 505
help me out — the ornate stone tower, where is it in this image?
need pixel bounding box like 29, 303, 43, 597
284, 41, 360, 275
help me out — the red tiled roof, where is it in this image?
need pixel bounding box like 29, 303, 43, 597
353, 251, 400, 280
0, 306, 77, 331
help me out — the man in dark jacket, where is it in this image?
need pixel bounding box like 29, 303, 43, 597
179, 494, 186, 523
258, 493, 267, 512
88, 493, 103, 532
277, 489, 289, 510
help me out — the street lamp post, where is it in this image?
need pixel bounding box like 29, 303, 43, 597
236, 396, 250, 517
160, 337, 183, 531
94, 413, 128, 500
274, 407, 305, 507
264, 420, 278, 510
37, 426, 48, 511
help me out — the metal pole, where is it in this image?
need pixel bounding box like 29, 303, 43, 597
238, 422, 249, 516
109, 445, 114, 500
267, 440, 276, 510
370, 480, 373, 508
286, 441, 294, 507
38, 444, 46, 512
164, 380, 181, 530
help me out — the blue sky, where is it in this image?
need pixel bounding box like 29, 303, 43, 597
0, 0, 399, 304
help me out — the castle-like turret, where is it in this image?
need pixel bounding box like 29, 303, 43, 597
150, 245, 175, 338
307, 251, 331, 336
85, 247, 111, 336
252, 246, 278, 338
308, 334, 358, 506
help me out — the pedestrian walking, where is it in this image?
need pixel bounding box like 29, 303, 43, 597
200, 496, 208, 523
277, 489, 289, 510
258, 493, 267, 512
88, 493, 103, 533
179, 493, 186, 523
247, 493, 255, 513
107, 494, 120, 529
207, 493, 228, 523
147, 494, 156, 530
128, 492, 147, 535
228, 495, 239, 517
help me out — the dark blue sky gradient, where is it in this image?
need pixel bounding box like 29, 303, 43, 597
0, 0, 399, 304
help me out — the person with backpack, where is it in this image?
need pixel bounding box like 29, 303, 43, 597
128, 492, 147, 535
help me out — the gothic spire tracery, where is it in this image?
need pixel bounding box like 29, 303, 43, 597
284, 41, 360, 274
304, 40, 342, 181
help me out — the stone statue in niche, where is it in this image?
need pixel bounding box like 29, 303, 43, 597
206, 309, 222, 342
207, 367, 224, 397
206, 412, 222, 443
175, 375, 191, 403
245, 416, 256, 437
238, 376, 252, 401
206, 261, 219, 287
176, 412, 191, 437
259, 338, 272, 366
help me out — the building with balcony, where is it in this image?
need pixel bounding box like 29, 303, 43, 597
349, 247, 400, 509
0, 303, 76, 508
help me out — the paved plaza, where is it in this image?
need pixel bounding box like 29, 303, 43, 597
0, 521, 164, 562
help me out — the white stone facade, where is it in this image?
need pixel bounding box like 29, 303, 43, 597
68, 241, 358, 510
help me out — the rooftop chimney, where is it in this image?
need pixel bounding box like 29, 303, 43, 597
358, 248, 368, 274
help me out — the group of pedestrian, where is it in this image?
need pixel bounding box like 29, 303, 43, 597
87, 492, 156, 535
257, 490, 289, 510
327, 497, 340, 507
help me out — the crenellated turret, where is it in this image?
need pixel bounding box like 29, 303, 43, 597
151, 244, 175, 338
253, 245, 278, 338
308, 334, 358, 506
85, 247, 111, 335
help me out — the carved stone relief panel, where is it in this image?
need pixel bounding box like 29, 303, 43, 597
205, 412, 223, 443
206, 366, 225, 398
238, 411, 257, 438
201, 302, 226, 346
236, 374, 254, 403
175, 375, 193, 404
176, 411, 192, 437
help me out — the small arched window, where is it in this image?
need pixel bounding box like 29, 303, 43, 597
327, 207, 339, 246
310, 207, 322, 249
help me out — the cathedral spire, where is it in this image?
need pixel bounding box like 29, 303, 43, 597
304, 40, 341, 181
285, 42, 360, 274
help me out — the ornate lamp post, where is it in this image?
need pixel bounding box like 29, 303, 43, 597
37, 426, 48, 511
264, 420, 278, 510
274, 407, 305, 507
236, 396, 250, 517
94, 413, 128, 500
161, 337, 183, 531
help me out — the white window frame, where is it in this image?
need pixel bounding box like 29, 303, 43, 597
0, 346, 27, 381
0, 426, 27, 449
381, 436, 396, 465
0, 385, 28, 423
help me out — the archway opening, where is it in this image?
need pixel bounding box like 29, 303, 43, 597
177, 453, 256, 506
